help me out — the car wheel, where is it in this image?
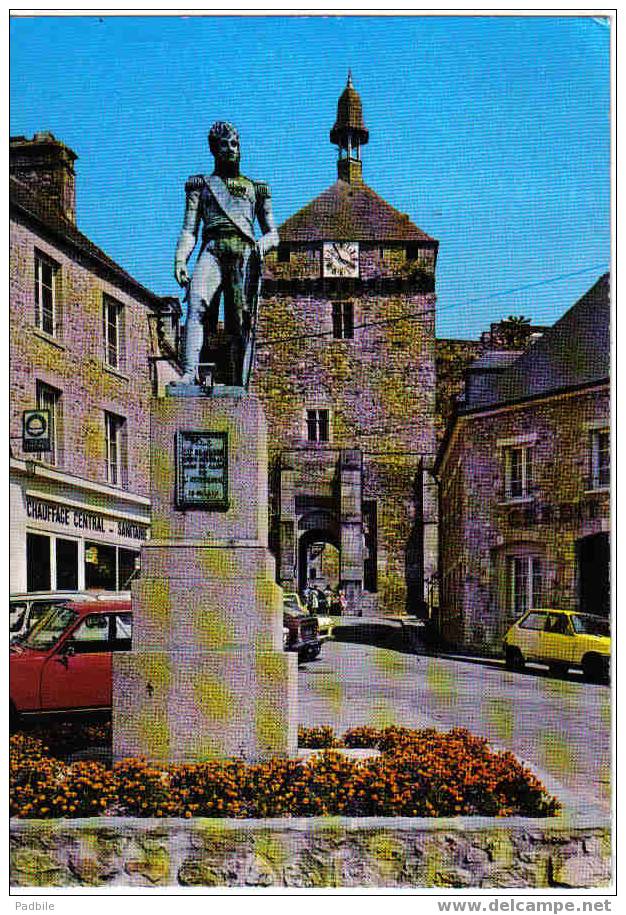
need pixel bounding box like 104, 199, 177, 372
9, 702, 19, 732
505, 647, 525, 671
582, 654, 609, 683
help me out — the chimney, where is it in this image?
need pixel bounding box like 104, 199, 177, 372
10, 132, 77, 223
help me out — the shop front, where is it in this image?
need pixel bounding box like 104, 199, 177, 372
10, 467, 150, 595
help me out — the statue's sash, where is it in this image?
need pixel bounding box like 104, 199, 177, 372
205, 175, 257, 245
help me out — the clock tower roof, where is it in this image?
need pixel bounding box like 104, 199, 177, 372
279, 179, 437, 245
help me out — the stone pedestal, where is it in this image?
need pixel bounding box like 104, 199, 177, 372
113, 389, 297, 763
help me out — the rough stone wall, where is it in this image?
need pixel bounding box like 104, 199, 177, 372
10, 815, 611, 888
253, 243, 437, 614
438, 387, 610, 650
435, 338, 482, 441
10, 216, 155, 496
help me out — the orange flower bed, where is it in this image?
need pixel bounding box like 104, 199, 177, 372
10, 727, 559, 820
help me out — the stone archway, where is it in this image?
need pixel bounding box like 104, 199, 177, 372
297, 510, 340, 595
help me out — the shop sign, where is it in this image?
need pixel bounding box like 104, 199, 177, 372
25, 495, 148, 541
176, 431, 229, 510
22, 410, 51, 453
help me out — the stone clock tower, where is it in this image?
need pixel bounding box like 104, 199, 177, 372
252, 75, 438, 616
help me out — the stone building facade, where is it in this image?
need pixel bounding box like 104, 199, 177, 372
252, 77, 439, 615
10, 132, 179, 595
435, 275, 610, 651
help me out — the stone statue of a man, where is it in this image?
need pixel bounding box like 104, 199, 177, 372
174, 122, 279, 386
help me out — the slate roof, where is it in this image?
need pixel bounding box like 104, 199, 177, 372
10, 175, 163, 309
279, 179, 437, 244
469, 351, 522, 371
461, 273, 610, 412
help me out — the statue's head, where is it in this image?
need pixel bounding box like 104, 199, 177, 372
208, 121, 240, 170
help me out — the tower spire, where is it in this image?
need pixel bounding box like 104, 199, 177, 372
330, 72, 369, 184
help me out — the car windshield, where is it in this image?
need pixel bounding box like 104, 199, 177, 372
571, 615, 610, 637
23, 605, 79, 650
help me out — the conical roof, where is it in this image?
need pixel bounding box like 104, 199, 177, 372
330, 72, 369, 147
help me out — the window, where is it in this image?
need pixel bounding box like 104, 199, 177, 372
36, 381, 62, 465
590, 429, 610, 488
508, 556, 543, 615
119, 548, 139, 589
103, 296, 124, 369
34, 251, 58, 336
332, 301, 354, 339
504, 446, 533, 499
519, 611, 548, 631
68, 614, 112, 654
406, 243, 421, 261
306, 409, 329, 443
56, 538, 79, 590
277, 244, 291, 263
105, 412, 126, 486
545, 612, 571, 635
27, 533, 51, 592
85, 542, 117, 591
84, 541, 139, 591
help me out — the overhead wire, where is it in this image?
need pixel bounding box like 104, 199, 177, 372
255, 263, 608, 348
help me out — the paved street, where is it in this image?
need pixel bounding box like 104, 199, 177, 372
298, 640, 611, 814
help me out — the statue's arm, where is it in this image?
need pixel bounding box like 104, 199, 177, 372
174, 177, 203, 287
255, 182, 279, 259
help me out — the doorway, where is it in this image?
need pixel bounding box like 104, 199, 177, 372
577, 532, 610, 616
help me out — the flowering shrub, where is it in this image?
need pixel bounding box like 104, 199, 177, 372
10, 734, 117, 819
10, 727, 559, 820
297, 726, 340, 748
342, 726, 384, 748
114, 757, 182, 818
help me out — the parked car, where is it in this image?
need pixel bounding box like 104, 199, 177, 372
282, 603, 321, 662
283, 591, 334, 642
10, 599, 132, 725
503, 608, 610, 681
10, 590, 130, 643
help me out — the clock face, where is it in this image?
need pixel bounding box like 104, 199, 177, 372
322, 241, 359, 278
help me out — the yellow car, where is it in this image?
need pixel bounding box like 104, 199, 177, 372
503, 608, 610, 681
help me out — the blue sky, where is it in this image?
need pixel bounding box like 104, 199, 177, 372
10, 14, 610, 338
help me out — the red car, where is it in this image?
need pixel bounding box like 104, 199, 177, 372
10, 599, 132, 725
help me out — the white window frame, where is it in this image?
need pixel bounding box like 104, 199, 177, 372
590, 428, 610, 489
306, 408, 330, 444
103, 295, 124, 370
36, 380, 61, 465
105, 411, 126, 486
34, 251, 58, 337
504, 445, 533, 500
507, 555, 543, 615
331, 300, 354, 340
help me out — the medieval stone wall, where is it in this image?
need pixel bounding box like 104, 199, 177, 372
253, 243, 437, 614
